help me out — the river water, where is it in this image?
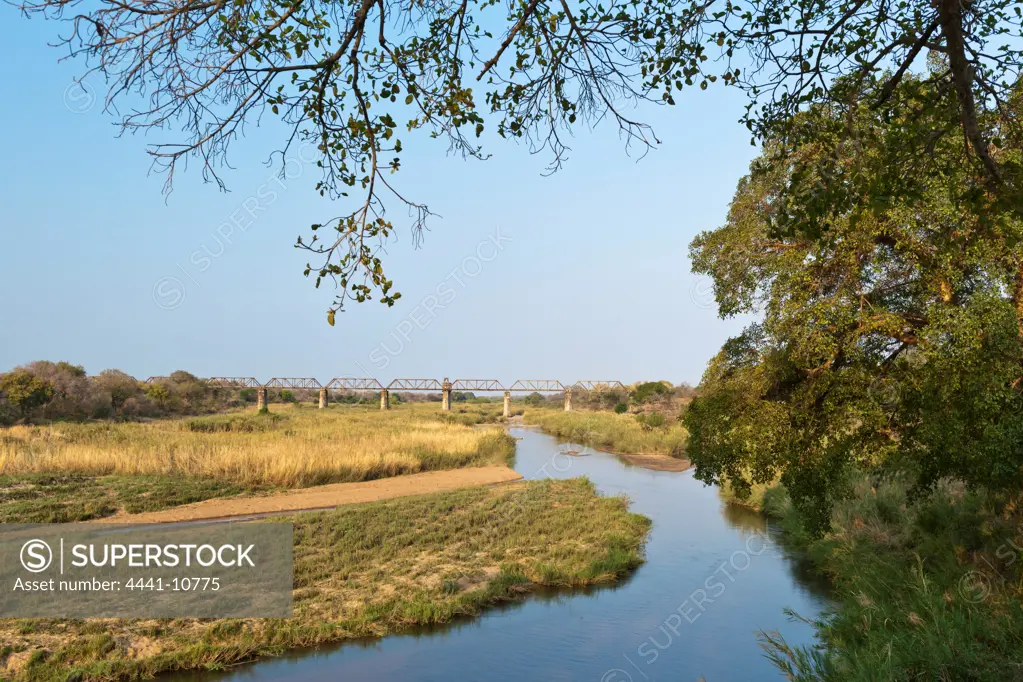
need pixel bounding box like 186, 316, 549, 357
180, 427, 830, 682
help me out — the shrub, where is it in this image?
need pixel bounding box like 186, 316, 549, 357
239, 388, 257, 403
632, 381, 670, 403
614, 403, 628, 414
280, 390, 296, 403
634, 411, 665, 428
144, 383, 170, 406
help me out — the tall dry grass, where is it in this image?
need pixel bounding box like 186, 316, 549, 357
0, 405, 511, 487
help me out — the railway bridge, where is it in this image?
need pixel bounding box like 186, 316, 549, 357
153, 376, 627, 416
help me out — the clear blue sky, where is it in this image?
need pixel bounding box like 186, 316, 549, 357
0, 14, 757, 386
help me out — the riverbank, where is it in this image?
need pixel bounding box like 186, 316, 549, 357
1, 477, 651, 681
721, 478, 1023, 680
522, 408, 688, 459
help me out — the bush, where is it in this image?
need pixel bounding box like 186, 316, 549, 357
280, 390, 296, 403
634, 411, 665, 428
614, 403, 628, 414
239, 388, 257, 403
632, 381, 670, 403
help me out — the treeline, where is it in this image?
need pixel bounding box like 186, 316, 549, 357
0, 362, 260, 425
560, 380, 698, 417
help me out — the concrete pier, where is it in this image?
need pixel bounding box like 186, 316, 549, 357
503, 391, 511, 417
380, 389, 390, 410
564, 388, 573, 412
441, 378, 452, 411
257, 388, 267, 411
318, 388, 328, 409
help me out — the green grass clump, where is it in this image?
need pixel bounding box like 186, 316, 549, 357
731, 476, 1023, 681
183, 413, 288, 433
525, 408, 688, 457
0, 473, 273, 522
3, 477, 651, 681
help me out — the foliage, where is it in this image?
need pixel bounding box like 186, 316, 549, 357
730, 476, 1023, 682
0, 361, 271, 423
634, 411, 665, 428
631, 381, 670, 403
0, 371, 53, 420
279, 389, 296, 403
685, 76, 1023, 534
614, 403, 628, 414
524, 392, 546, 407
15, 0, 1022, 318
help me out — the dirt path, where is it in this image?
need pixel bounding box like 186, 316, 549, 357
100, 466, 523, 524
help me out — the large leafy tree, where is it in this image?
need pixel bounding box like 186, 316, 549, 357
0, 370, 54, 419
685, 73, 1023, 532
13, 0, 1022, 317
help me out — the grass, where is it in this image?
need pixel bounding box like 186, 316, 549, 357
0, 477, 651, 681
0, 473, 277, 523
433, 401, 524, 426
720, 476, 1023, 681
0, 404, 513, 489
523, 408, 688, 457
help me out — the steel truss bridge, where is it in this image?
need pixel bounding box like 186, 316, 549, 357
139, 375, 625, 413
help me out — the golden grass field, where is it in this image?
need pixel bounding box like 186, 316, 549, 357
0, 404, 511, 488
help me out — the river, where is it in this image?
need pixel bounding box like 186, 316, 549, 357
178, 426, 831, 682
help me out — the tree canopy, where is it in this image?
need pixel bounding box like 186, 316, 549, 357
14, 0, 1022, 318
685, 73, 1023, 532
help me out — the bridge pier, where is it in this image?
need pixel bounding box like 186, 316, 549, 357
257, 388, 267, 412
564, 388, 573, 412
441, 378, 452, 411
319, 388, 328, 409
503, 391, 511, 417
380, 389, 390, 410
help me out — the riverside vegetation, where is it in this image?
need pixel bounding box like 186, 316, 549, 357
0, 402, 652, 680
524, 408, 688, 458
684, 75, 1023, 678
1, 478, 650, 681
721, 477, 1023, 681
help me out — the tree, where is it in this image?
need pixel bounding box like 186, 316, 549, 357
0, 370, 54, 419
632, 381, 669, 403
13, 0, 1021, 319
94, 369, 141, 409
685, 76, 1023, 533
